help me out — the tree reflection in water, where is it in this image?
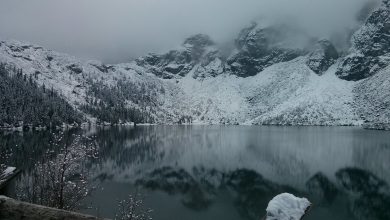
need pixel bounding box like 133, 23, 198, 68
2, 126, 390, 220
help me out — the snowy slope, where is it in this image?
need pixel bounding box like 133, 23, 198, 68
354, 65, 390, 130
173, 57, 360, 125
0, 40, 191, 124
0, 38, 372, 126
244, 59, 359, 126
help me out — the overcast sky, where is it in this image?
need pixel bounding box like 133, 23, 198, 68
0, 0, 379, 63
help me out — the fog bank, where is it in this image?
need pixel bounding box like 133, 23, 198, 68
0, 0, 380, 63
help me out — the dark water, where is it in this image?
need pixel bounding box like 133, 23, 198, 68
2, 126, 390, 220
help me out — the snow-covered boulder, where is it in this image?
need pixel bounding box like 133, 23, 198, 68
265, 193, 311, 220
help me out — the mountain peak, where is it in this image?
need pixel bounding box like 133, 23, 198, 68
335, 0, 390, 81
134, 34, 220, 79
227, 21, 307, 77
182, 34, 214, 49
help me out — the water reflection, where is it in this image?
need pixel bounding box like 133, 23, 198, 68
2, 126, 390, 220
0, 129, 79, 170
306, 172, 339, 205
336, 168, 390, 220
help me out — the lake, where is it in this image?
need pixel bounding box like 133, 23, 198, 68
2, 126, 390, 220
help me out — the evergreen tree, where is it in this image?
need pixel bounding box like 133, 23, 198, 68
0, 63, 82, 128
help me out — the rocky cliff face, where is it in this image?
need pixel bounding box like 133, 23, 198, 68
306, 40, 339, 75
226, 23, 307, 77
354, 64, 390, 130
135, 0, 390, 82
336, 0, 390, 81
136, 34, 224, 79
136, 22, 323, 79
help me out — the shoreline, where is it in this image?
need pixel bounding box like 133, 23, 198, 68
1, 123, 389, 132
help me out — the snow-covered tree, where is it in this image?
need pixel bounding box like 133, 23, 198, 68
0, 63, 82, 128
116, 193, 153, 220
16, 133, 98, 211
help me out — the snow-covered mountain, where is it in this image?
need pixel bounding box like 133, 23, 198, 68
0, 0, 389, 128
336, 0, 390, 81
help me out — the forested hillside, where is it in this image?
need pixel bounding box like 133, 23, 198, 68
81, 79, 156, 124
0, 63, 82, 129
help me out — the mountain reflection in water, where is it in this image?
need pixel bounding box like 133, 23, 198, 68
2, 126, 390, 220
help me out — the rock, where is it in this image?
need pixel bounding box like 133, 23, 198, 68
355, 0, 380, 22
192, 50, 225, 79
353, 64, 390, 130
91, 64, 115, 73
136, 34, 220, 78
0, 196, 105, 220
226, 22, 306, 77
336, 0, 390, 81
67, 64, 83, 74
306, 40, 339, 75
265, 193, 311, 220
336, 54, 390, 81
137, 22, 317, 79
182, 34, 214, 51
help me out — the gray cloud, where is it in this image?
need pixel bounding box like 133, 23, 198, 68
0, 0, 380, 63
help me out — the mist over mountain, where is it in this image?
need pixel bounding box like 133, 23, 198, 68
0, 0, 380, 63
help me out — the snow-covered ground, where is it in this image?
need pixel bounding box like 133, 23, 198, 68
354, 65, 390, 130
0, 38, 388, 127
172, 57, 360, 125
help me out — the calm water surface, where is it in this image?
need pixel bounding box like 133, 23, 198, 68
2, 126, 390, 220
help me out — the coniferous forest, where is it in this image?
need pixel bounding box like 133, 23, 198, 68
81, 79, 157, 125
0, 63, 82, 129
0, 62, 158, 128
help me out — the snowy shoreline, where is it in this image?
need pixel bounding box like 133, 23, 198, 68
1, 123, 388, 133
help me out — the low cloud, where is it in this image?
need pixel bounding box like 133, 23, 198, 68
0, 0, 380, 63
